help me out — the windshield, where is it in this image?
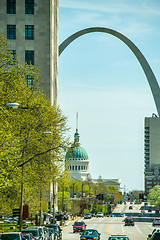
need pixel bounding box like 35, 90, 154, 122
74, 222, 84, 226
82, 230, 98, 235
22, 230, 38, 237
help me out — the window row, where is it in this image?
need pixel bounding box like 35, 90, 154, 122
7, 25, 34, 40
69, 165, 88, 171
7, 0, 34, 14
12, 50, 34, 65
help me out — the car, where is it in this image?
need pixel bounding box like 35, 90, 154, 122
72, 221, 87, 233
0, 232, 26, 240
124, 217, 134, 226
96, 212, 103, 218
153, 218, 160, 226
129, 206, 133, 210
22, 227, 43, 240
108, 235, 130, 240
147, 229, 160, 240
80, 229, 101, 240
119, 213, 124, 217
22, 234, 35, 240
45, 224, 62, 240
84, 213, 91, 219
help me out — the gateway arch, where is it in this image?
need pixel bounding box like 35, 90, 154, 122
59, 27, 160, 115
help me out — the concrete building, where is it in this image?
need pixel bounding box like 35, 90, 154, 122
92, 178, 121, 191
144, 114, 160, 194
65, 128, 89, 181
0, 0, 59, 106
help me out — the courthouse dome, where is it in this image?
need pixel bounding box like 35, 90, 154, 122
66, 145, 88, 159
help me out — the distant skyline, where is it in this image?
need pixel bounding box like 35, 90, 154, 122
58, 0, 160, 192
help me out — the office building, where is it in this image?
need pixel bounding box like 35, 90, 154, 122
0, 0, 59, 106
144, 114, 160, 194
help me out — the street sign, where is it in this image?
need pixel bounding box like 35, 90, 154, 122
13, 208, 20, 217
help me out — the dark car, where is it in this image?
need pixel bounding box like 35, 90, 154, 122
153, 218, 160, 226
108, 235, 130, 240
147, 229, 160, 240
129, 206, 133, 210
84, 213, 91, 219
45, 224, 62, 240
72, 221, 87, 233
22, 234, 34, 240
124, 217, 134, 226
0, 233, 26, 240
80, 229, 100, 240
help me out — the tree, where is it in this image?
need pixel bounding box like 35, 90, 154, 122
0, 33, 70, 215
148, 185, 160, 208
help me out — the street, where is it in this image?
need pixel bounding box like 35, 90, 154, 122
62, 202, 156, 240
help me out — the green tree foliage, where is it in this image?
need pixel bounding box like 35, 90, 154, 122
0, 34, 70, 214
148, 185, 160, 208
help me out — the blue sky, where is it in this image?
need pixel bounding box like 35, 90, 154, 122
58, 0, 160, 192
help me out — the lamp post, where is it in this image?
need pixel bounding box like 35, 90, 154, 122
6, 103, 24, 230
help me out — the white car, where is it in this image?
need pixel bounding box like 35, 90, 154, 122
96, 212, 104, 217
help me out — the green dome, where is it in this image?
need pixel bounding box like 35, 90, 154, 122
66, 145, 88, 159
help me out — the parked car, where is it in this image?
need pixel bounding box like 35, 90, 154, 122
108, 235, 130, 240
129, 206, 133, 210
147, 229, 160, 240
72, 221, 87, 233
152, 218, 160, 226
96, 212, 103, 218
22, 234, 35, 240
80, 229, 101, 240
22, 227, 43, 240
45, 224, 62, 240
124, 217, 134, 226
0, 232, 26, 240
84, 213, 91, 219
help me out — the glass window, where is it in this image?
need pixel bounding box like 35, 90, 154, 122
7, 0, 16, 14
26, 75, 34, 87
7, 25, 16, 39
25, 0, 34, 14
78, 166, 80, 170
81, 166, 83, 170
25, 25, 34, 40
25, 50, 34, 65
75, 166, 77, 170
72, 166, 74, 170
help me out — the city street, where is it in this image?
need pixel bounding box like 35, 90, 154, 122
62, 203, 156, 240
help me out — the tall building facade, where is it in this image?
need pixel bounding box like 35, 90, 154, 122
0, 0, 59, 106
65, 129, 89, 181
144, 115, 160, 194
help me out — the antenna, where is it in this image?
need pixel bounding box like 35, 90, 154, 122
76, 112, 78, 131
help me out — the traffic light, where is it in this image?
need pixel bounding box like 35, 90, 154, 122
139, 193, 144, 200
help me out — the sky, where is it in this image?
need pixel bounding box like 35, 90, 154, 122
58, 0, 160, 192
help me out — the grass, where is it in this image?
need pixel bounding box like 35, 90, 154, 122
0, 223, 20, 233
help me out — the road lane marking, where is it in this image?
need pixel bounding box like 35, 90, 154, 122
135, 225, 142, 234
105, 224, 112, 235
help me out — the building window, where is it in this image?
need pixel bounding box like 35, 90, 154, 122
78, 166, 80, 170
7, 0, 16, 14
70, 166, 71, 170
25, 50, 34, 65
72, 166, 74, 170
25, 0, 34, 14
25, 25, 34, 40
75, 166, 77, 170
26, 75, 34, 87
81, 166, 83, 170
7, 25, 16, 39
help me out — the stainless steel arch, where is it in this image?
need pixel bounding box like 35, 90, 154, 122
59, 27, 160, 115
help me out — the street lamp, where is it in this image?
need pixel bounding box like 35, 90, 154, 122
6, 102, 24, 230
